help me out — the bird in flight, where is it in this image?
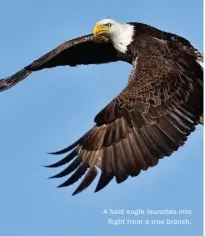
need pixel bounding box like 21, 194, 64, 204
0, 19, 203, 195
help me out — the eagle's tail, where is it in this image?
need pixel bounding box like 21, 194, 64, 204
0, 69, 31, 92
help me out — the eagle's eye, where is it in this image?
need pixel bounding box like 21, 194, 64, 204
105, 23, 111, 27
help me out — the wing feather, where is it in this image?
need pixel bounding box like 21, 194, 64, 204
0, 35, 120, 92
44, 35, 203, 195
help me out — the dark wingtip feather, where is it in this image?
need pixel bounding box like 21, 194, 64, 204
72, 192, 78, 196
71, 189, 83, 196
47, 171, 72, 179
48, 149, 71, 155
0, 69, 31, 92
72, 167, 98, 195
44, 164, 56, 168
57, 163, 89, 187
47, 176, 54, 179
57, 182, 69, 188
95, 172, 113, 193
48, 157, 81, 180
57, 184, 64, 188
45, 149, 78, 168
48, 142, 79, 155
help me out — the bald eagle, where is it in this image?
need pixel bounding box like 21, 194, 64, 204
0, 19, 203, 195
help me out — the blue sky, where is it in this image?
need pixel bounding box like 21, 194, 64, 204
0, 0, 203, 236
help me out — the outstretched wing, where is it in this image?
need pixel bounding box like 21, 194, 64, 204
0, 34, 120, 91
47, 36, 203, 195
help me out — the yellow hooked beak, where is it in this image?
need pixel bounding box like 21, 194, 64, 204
93, 24, 109, 36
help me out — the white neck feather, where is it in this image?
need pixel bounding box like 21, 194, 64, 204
109, 23, 134, 53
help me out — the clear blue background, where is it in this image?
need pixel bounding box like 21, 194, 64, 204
0, 0, 203, 235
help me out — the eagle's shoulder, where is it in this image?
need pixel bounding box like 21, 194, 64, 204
126, 22, 202, 63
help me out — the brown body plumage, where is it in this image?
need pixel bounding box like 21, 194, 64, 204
0, 21, 203, 195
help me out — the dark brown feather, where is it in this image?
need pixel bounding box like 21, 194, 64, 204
48, 29, 203, 194
47, 30, 203, 194
45, 148, 78, 168
72, 167, 98, 195
0, 35, 121, 92
50, 157, 81, 179
1, 21, 202, 195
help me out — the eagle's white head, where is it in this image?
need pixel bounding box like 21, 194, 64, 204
93, 19, 134, 53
